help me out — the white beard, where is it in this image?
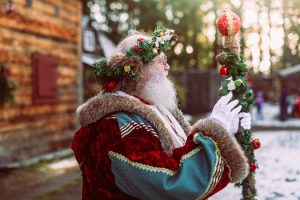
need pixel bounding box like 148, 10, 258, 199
139, 73, 178, 111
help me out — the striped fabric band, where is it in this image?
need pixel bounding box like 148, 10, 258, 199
120, 121, 158, 138
197, 155, 225, 199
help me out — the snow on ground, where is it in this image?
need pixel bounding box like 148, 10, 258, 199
185, 103, 300, 199
252, 103, 300, 128
186, 103, 300, 128
48, 157, 78, 171
211, 130, 300, 200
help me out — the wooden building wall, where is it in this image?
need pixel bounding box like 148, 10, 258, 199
0, 0, 82, 166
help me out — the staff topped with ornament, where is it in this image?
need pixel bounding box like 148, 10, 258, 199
215, 9, 258, 199
216, 8, 241, 53
215, 9, 252, 113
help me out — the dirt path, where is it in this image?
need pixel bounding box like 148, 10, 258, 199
0, 165, 81, 200
34, 178, 82, 200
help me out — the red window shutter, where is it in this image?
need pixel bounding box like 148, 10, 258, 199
32, 54, 58, 103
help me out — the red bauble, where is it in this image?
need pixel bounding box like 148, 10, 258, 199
252, 139, 261, 150
133, 45, 142, 53
137, 38, 144, 43
220, 66, 230, 76
216, 10, 241, 36
250, 162, 258, 172
105, 80, 118, 92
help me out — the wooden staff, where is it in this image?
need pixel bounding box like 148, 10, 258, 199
216, 9, 259, 200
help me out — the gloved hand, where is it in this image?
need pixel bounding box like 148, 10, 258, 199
210, 92, 242, 135
239, 112, 251, 130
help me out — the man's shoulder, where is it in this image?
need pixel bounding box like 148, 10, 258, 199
76, 91, 151, 127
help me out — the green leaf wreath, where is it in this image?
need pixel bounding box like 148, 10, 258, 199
92, 26, 178, 90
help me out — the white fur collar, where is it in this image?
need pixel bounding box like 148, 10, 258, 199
76, 91, 190, 154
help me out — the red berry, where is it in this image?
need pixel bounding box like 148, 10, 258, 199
252, 139, 261, 150
220, 66, 230, 76
133, 45, 142, 53
137, 38, 144, 43
246, 74, 253, 85
247, 79, 253, 86
250, 162, 258, 172
105, 80, 118, 92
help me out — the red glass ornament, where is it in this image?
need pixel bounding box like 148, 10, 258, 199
252, 139, 261, 150
216, 10, 241, 36
250, 162, 258, 172
133, 45, 142, 53
220, 66, 230, 76
137, 38, 144, 43
105, 80, 118, 92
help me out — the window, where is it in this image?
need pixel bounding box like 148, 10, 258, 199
26, 0, 32, 8
83, 30, 96, 52
55, 6, 60, 16
32, 54, 57, 103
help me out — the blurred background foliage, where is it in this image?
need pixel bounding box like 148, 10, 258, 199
83, 0, 300, 75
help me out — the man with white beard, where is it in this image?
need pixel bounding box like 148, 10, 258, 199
72, 27, 251, 200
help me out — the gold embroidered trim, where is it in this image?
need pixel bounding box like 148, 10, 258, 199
109, 151, 176, 176
180, 147, 202, 164
109, 148, 202, 176
110, 133, 225, 200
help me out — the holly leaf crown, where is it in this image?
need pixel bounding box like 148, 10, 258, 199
93, 26, 178, 86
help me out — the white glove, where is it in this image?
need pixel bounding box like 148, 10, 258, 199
210, 92, 242, 135
239, 112, 251, 130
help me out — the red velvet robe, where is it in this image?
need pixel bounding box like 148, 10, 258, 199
71, 92, 249, 200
